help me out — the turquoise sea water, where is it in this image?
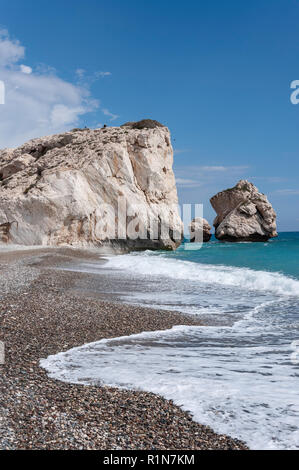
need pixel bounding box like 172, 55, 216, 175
41, 232, 299, 449
174, 232, 299, 279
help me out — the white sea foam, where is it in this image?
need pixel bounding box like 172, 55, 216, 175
41, 250, 299, 449
40, 322, 299, 450
0, 244, 45, 252
103, 253, 299, 297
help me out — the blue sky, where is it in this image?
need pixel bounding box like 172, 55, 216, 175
1, 0, 299, 230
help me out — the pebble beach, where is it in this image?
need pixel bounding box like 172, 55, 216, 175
0, 248, 248, 450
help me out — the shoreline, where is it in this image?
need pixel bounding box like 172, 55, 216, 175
0, 248, 248, 450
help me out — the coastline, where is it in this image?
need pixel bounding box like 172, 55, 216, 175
0, 248, 248, 450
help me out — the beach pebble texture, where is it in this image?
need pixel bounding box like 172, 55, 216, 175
0, 249, 248, 450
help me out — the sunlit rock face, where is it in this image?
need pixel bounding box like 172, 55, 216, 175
189, 218, 212, 242
0, 120, 183, 250
210, 180, 277, 242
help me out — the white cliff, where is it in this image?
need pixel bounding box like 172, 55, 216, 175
0, 120, 183, 250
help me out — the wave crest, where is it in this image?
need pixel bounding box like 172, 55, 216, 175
105, 253, 299, 297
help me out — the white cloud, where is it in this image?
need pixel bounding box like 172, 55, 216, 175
50, 104, 87, 127
0, 29, 24, 66
20, 64, 32, 74
0, 30, 100, 148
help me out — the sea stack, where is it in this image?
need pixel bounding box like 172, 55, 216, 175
189, 217, 212, 242
0, 120, 183, 250
210, 180, 277, 242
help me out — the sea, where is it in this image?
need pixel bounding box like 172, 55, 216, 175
40, 232, 299, 450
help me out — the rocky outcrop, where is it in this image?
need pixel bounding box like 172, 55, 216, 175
0, 120, 183, 250
210, 180, 277, 242
121, 119, 165, 130
189, 218, 211, 242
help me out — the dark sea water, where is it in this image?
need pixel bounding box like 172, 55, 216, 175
41, 232, 299, 449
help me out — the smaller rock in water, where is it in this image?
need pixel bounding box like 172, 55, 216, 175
189, 217, 212, 242
210, 180, 277, 242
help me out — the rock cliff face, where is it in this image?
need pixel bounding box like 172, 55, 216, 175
189, 218, 211, 242
210, 180, 277, 242
0, 120, 183, 250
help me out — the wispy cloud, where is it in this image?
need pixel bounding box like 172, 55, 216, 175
174, 164, 251, 195
102, 107, 119, 122
176, 178, 201, 188
75, 68, 86, 79
199, 166, 227, 171
74, 69, 117, 123
174, 164, 250, 184
95, 71, 111, 78
0, 28, 24, 66
199, 165, 249, 172
250, 176, 287, 184
275, 189, 299, 195
173, 148, 190, 156
35, 63, 56, 75
75, 69, 112, 82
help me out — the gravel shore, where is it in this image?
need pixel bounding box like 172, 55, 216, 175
0, 248, 248, 450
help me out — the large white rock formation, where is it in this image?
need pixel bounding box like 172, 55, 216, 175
0, 120, 183, 250
210, 180, 277, 242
